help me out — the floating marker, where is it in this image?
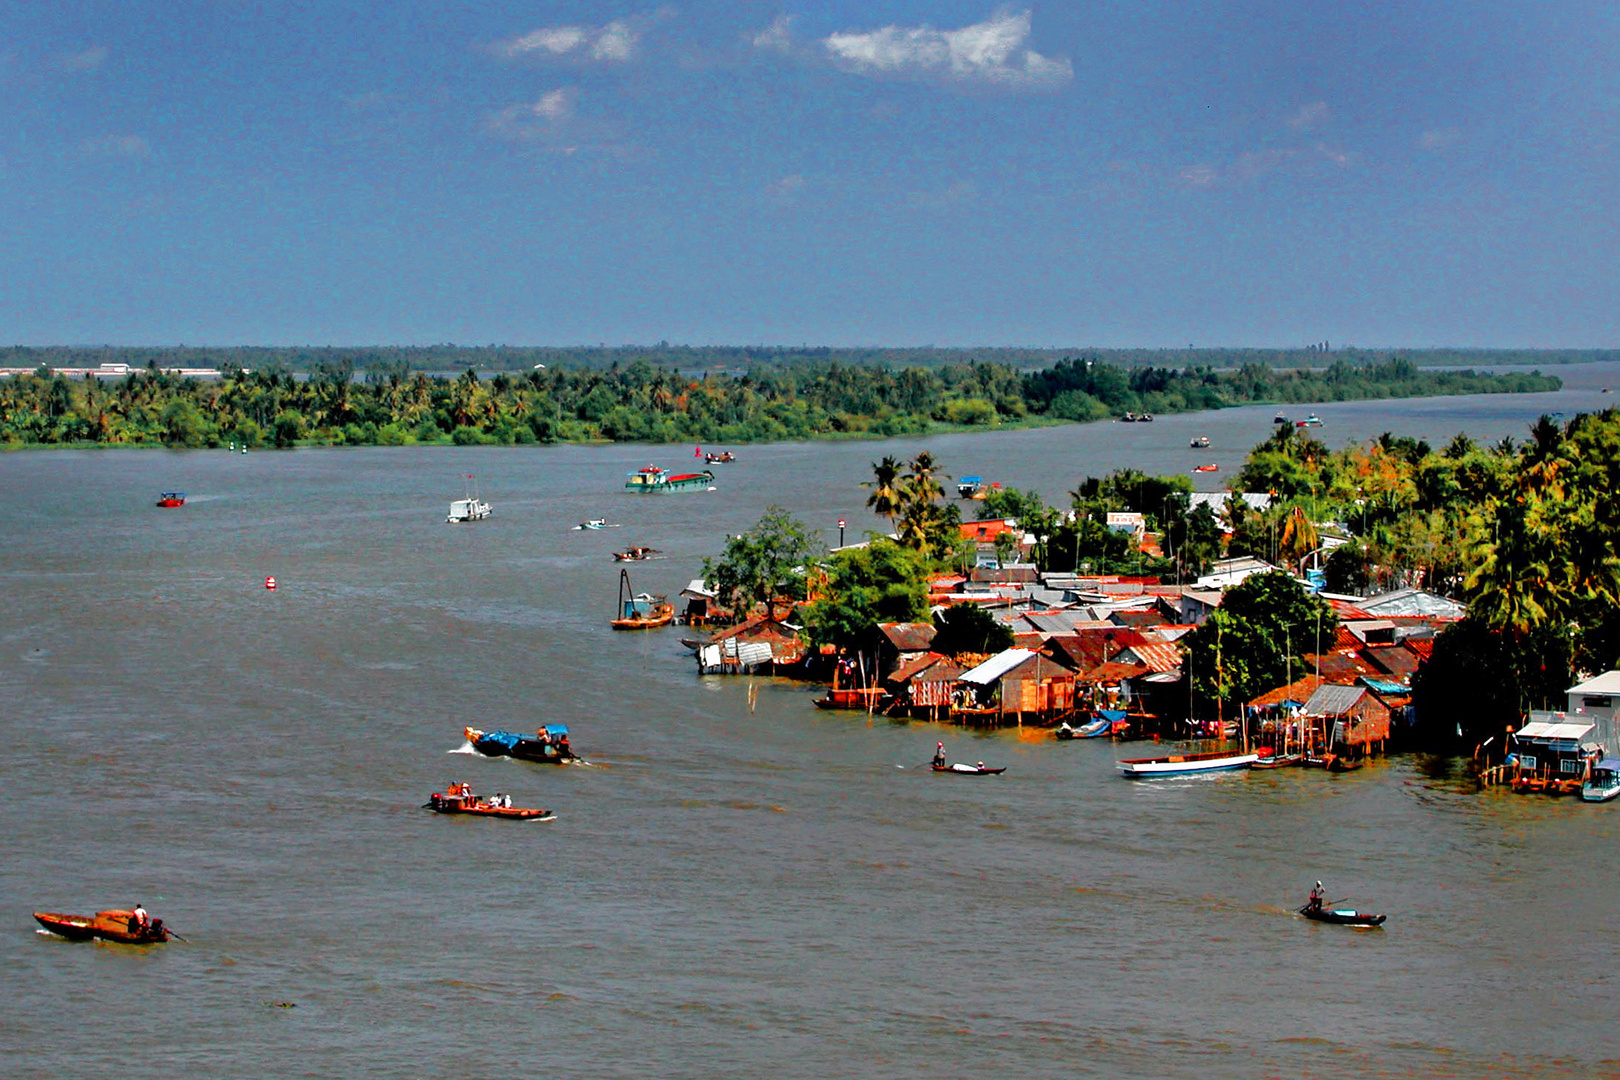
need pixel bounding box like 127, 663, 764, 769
265, 576, 277, 590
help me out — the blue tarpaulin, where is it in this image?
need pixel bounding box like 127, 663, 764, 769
474, 730, 525, 751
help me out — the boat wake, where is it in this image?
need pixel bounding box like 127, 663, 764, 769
447, 740, 478, 755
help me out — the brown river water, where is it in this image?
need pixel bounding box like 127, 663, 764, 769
4, 367, 1619, 1078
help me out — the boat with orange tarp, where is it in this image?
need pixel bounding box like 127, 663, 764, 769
34, 909, 171, 944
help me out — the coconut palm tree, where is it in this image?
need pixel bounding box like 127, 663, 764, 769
864, 455, 903, 524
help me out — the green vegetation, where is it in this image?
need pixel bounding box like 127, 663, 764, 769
0, 352, 1560, 449
1181, 572, 1336, 713
700, 507, 823, 615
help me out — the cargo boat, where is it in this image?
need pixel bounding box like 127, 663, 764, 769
625, 466, 715, 493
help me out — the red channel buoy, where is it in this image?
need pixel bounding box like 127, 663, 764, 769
265, 576, 277, 590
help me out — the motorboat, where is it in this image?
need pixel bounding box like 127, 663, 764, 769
34, 909, 171, 944
625, 466, 715, 493
464, 725, 578, 764
956, 476, 985, 499
1190, 436, 1210, 448
705, 451, 735, 464
576, 519, 609, 530
446, 476, 491, 523
1194, 464, 1219, 473
932, 762, 1006, 775
612, 546, 661, 561
612, 567, 674, 629
426, 784, 554, 820
156, 492, 185, 508
1582, 758, 1620, 802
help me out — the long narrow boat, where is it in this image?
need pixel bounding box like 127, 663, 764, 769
1299, 905, 1386, 927
1117, 749, 1258, 778
624, 466, 715, 493
933, 762, 1006, 775
426, 787, 554, 820
34, 910, 171, 944
464, 725, 578, 764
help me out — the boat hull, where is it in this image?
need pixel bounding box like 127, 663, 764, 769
464, 727, 578, 764
426, 795, 553, 820
1117, 750, 1258, 778
932, 763, 1006, 775
1580, 782, 1620, 803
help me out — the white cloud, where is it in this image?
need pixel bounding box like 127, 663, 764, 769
752, 15, 795, 53
496, 18, 641, 62
1286, 101, 1329, 131
484, 88, 578, 141
766, 173, 805, 197
80, 133, 149, 158
62, 45, 107, 72
819, 10, 1071, 90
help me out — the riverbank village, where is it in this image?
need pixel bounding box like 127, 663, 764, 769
679, 496, 1620, 795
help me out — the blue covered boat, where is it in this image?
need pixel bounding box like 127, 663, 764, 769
463, 724, 578, 764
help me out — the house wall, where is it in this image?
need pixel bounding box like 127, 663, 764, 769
1567, 691, 1620, 756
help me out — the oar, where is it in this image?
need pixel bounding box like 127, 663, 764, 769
166, 929, 190, 943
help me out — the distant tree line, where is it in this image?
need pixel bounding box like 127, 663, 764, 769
0, 354, 1560, 449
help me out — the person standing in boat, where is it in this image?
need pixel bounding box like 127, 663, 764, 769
932, 742, 946, 769
130, 903, 149, 935
1307, 881, 1324, 913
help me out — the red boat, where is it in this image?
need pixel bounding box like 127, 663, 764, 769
34, 909, 171, 944
426, 784, 554, 820
156, 491, 186, 508
1193, 464, 1219, 473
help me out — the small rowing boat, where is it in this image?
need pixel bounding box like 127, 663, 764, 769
1300, 905, 1386, 927
34, 909, 171, 944
933, 762, 1006, 775
1117, 748, 1258, 778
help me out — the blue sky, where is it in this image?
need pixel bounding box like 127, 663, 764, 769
4, 2, 1616, 347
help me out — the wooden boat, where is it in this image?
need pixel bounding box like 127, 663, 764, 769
1117, 748, 1258, 778
1295, 414, 1324, 427
1120, 412, 1138, 422
1581, 758, 1620, 802
1190, 436, 1210, 448
956, 476, 985, 499
155, 491, 185, 508
1300, 904, 1386, 927
933, 762, 1006, 775
426, 786, 553, 820
1193, 463, 1219, 473
34, 909, 171, 944
705, 451, 735, 464
612, 546, 660, 562
1328, 754, 1364, 772
813, 687, 887, 710
1252, 751, 1305, 769
1274, 412, 1290, 424
624, 465, 715, 493
464, 725, 578, 764
1138, 413, 1154, 422
611, 568, 674, 629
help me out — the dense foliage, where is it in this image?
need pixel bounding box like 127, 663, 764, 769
0, 352, 1560, 449
701, 507, 822, 615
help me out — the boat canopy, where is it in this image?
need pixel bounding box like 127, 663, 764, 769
1596, 758, 1620, 772
543, 724, 568, 738
958, 476, 982, 485
160, 491, 184, 498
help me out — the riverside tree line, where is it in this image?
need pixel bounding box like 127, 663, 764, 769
699, 411, 1620, 752
0, 355, 1558, 448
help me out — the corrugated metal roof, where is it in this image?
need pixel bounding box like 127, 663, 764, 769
1517, 721, 1596, 741
1358, 588, 1467, 619
1303, 683, 1368, 716
877, 622, 937, 651
959, 648, 1036, 685
1121, 641, 1183, 673
1569, 671, 1620, 695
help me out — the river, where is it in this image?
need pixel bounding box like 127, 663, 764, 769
3, 366, 1618, 1078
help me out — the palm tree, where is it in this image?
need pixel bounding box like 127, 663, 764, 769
864, 455, 903, 524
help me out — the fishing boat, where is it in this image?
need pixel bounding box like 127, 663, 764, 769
1252, 750, 1305, 769
446, 476, 491, 523
34, 909, 171, 944
1581, 758, 1620, 802
1193, 463, 1219, 473
813, 687, 888, 710
1328, 754, 1364, 773
611, 568, 674, 630
576, 519, 609, 530
1295, 414, 1324, 428
464, 725, 578, 764
1274, 412, 1290, 424
1299, 905, 1386, 927
624, 466, 715, 494
155, 492, 185, 508
426, 784, 553, 820
705, 451, 735, 464
933, 762, 1006, 775
612, 546, 661, 562
956, 475, 985, 499
1190, 436, 1210, 448
1117, 748, 1258, 778
1120, 412, 1138, 422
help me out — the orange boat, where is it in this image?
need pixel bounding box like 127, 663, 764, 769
34, 909, 171, 944
426, 783, 554, 821
155, 491, 185, 508
611, 567, 674, 629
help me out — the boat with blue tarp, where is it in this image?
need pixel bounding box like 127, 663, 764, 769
464, 724, 578, 764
